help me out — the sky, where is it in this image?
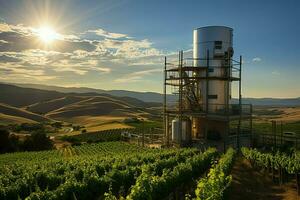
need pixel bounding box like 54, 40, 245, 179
0, 0, 299, 98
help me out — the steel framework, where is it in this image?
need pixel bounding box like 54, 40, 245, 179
163, 50, 253, 147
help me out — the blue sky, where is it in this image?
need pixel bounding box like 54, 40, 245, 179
0, 0, 299, 97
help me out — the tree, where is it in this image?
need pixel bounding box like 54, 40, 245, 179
7, 134, 20, 152
22, 131, 54, 151
52, 122, 62, 129
0, 129, 10, 153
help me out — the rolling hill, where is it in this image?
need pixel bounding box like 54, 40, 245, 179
0, 103, 49, 124
26, 96, 87, 114
12, 83, 170, 103
0, 84, 65, 108
0, 113, 36, 125
0, 83, 157, 127
45, 96, 144, 119
9, 82, 300, 106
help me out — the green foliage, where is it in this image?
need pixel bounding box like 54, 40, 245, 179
51, 122, 63, 129
11, 123, 45, 133
124, 120, 162, 130
61, 129, 125, 143
22, 132, 54, 151
0, 128, 10, 153
0, 142, 216, 200
241, 147, 300, 174
0, 129, 20, 153
61, 127, 163, 144
194, 148, 236, 200
126, 148, 218, 200
59, 135, 81, 144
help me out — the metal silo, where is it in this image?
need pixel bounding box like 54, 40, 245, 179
193, 26, 233, 112
171, 118, 191, 143
163, 25, 252, 147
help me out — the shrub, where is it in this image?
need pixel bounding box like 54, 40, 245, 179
22, 131, 54, 151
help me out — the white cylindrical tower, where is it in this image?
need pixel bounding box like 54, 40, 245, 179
193, 26, 233, 113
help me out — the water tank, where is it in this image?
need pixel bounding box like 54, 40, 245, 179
193, 26, 233, 113
171, 118, 191, 143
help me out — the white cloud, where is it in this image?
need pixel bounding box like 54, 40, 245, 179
0, 22, 13, 32
114, 68, 161, 83
0, 21, 166, 85
0, 64, 57, 81
86, 28, 129, 39
252, 57, 262, 62
98, 38, 162, 59
51, 59, 111, 75
88, 66, 111, 73
271, 70, 280, 75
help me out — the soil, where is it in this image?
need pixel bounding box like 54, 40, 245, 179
228, 157, 299, 200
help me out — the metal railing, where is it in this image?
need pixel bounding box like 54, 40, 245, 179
166, 103, 252, 117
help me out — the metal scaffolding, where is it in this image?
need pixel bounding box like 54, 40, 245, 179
163, 50, 253, 148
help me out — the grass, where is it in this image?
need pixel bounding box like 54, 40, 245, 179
124, 120, 162, 129
0, 113, 36, 125
253, 121, 300, 135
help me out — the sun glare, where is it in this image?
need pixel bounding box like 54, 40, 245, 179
37, 26, 59, 44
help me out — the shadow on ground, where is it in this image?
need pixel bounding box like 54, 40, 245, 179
228, 157, 298, 200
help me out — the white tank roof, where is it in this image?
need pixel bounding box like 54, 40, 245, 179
193, 26, 233, 44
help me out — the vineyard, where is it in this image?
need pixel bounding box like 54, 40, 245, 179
241, 147, 300, 195
59, 128, 163, 144
0, 142, 222, 200
193, 148, 236, 199
1, 140, 299, 200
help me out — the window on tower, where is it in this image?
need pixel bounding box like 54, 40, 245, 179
214, 41, 222, 49
208, 95, 218, 99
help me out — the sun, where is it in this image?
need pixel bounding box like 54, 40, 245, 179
37, 26, 59, 44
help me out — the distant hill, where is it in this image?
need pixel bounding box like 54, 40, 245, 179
46, 96, 140, 119
0, 83, 158, 125
233, 98, 300, 106
0, 83, 160, 108
8, 82, 300, 106
0, 84, 64, 107
26, 96, 86, 114
0, 113, 36, 125
12, 83, 171, 103
0, 103, 49, 123
26, 95, 146, 119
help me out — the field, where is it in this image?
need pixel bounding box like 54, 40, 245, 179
253, 106, 300, 123
252, 106, 300, 136
1, 141, 298, 200
0, 142, 220, 200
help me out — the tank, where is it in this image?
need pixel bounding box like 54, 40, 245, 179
171, 118, 191, 143
193, 26, 233, 113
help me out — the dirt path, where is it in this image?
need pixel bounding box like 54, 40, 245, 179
228, 157, 298, 200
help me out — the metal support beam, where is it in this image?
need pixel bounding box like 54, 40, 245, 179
163, 56, 168, 146
250, 104, 253, 147
237, 55, 242, 150
166, 114, 169, 146
206, 50, 209, 113
178, 51, 183, 143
